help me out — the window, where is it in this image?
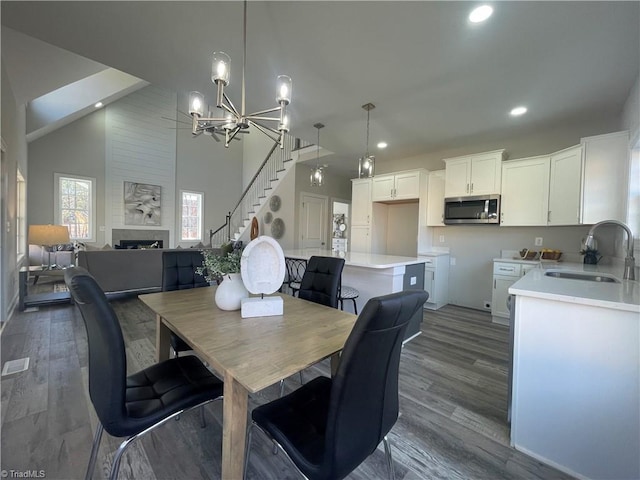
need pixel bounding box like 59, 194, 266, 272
181, 190, 203, 242
55, 173, 96, 242
16, 169, 26, 258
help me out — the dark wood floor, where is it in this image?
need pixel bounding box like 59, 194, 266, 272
1, 283, 573, 480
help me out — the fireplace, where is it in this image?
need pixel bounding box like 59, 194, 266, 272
118, 239, 164, 249
112, 229, 169, 249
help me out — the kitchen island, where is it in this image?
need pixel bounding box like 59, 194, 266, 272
283, 249, 426, 341
509, 262, 639, 480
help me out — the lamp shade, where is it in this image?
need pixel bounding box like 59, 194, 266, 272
28, 225, 70, 246
189, 91, 205, 116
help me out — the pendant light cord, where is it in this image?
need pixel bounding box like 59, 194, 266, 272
365, 108, 370, 157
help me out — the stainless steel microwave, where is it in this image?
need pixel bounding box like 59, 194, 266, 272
444, 194, 500, 224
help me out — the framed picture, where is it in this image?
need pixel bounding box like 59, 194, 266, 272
124, 181, 161, 225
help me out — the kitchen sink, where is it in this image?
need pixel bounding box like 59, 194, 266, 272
544, 270, 620, 283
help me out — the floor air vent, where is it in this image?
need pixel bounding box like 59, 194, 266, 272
1, 357, 30, 376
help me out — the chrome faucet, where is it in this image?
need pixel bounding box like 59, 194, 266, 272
584, 220, 635, 280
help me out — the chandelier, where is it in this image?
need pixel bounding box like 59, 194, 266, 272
310, 123, 325, 187
188, 0, 292, 148
358, 103, 375, 178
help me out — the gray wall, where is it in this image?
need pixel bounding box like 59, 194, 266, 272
27, 90, 245, 249
28, 107, 107, 243
1, 59, 28, 319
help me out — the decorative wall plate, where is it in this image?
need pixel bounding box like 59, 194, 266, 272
271, 218, 285, 239
241, 236, 286, 295
264, 211, 273, 224
269, 195, 281, 212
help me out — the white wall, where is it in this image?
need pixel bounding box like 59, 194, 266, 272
105, 86, 177, 245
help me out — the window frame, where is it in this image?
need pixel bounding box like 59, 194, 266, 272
180, 190, 204, 243
16, 168, 26, 260
54, 173, 96, 243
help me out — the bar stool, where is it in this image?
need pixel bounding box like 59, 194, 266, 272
339, 285, 360, 314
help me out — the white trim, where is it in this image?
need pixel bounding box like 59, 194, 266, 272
54, 172, 97, 242
179, 190, 204, 242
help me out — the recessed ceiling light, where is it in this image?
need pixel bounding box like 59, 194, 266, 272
94, 102, 103, 108
469, 5, 493, 23
377, 142, 388, 149
510, 106, 527, 116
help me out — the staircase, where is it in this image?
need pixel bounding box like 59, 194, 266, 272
209, 134, 310, 247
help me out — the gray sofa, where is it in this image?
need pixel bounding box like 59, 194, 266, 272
77, 249, 170, 296
78, 247, 223, 296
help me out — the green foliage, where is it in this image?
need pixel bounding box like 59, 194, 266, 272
197, 250, 242, 283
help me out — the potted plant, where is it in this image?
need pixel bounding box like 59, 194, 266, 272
197, 250, 247, 310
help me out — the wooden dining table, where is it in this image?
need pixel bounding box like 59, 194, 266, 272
139, 286, 357, 479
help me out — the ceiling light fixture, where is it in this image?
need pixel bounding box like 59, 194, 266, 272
94, 102, 103, 108
310, 123, 325, 187
188, 0, 292, 148
510, 106, 528, 116
358, 103, 376, 178
377, 142, 388, 149
469, 5, 493, 23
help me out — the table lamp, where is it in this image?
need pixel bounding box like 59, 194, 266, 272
28, 224, 70, 269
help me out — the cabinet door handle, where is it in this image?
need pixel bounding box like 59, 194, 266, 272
471, 183, 474, 193
494, 279, 496, 289
466, 183, 469, 193
548, 211, 551, 222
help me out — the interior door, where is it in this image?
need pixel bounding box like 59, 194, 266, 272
300, 193, 328, 249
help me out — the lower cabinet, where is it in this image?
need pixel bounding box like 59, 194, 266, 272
491, 261, 536, 324
420, 253, 449, 310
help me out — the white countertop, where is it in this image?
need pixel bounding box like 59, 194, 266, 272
282, 249, 426, 269
509, 262, 639, 313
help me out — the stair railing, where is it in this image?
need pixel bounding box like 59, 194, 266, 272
209, 134, 308, 247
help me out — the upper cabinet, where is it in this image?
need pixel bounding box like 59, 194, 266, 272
444, 150, 506, 198
581, 131, 629, 224
371, 170, 423, 201
426, 170, 446, 226
501, 156, 550, 226
548, 145, 582, 225
498, 131, 629, 227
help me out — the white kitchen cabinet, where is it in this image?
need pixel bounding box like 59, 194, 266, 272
371, 170, 422, 201
351, 178, 372, 226
491, 261, 535, 324
350, 225, 370, 254
548, 145, 582, 225
581, 131, 629, 224
500, 156, 550, 226
420, 253, 449, 310
426, 170, 445, 226
444, 150, 505, 198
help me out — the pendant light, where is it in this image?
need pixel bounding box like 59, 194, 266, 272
358, 103, 375, 178
310, 123, 325, 187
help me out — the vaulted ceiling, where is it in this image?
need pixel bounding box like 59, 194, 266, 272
2, 1, 638, 176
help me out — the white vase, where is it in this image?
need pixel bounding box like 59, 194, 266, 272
215, 273, 248, 311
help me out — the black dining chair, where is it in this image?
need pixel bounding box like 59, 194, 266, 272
297, 256, 345, 308
245, 290, 429, 480
64, 267, 224, 480
161, 250, 210, 356
280, 256, 345, 396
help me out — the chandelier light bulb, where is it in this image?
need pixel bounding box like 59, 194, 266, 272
189, 91, 205, 116
211, 52, 231, 85
276, 75, 292, 104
